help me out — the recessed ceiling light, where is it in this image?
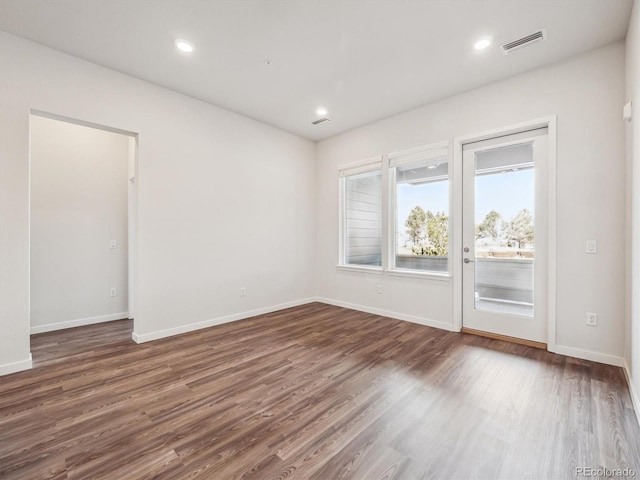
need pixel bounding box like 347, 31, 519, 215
175, 39, 194, 53
474, 38, 492, 50
316, 107, 328, 116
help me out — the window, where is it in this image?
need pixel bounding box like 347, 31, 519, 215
339, 159, 383, 267
390, 145, 449, 274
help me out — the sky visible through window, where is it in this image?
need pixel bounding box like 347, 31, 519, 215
396, 169, 534, 234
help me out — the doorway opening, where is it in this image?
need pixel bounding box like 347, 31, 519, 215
28, 112, 137, 348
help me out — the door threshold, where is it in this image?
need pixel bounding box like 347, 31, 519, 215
461, 327, 547, 350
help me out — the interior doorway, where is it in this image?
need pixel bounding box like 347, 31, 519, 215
461, 127, 549, 345
29, 112, 137, 336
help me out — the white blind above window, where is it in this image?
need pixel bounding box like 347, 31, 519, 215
338, 156, 383, 177
388, 145, 448, 168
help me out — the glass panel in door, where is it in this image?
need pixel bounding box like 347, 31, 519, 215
473, 142, 534, 317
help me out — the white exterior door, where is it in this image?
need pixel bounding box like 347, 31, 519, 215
461, 128, 548, 343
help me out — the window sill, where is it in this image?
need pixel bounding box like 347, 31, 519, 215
335, 265, 451, 281
336, 265, 384, 275
386, 269, 451, 281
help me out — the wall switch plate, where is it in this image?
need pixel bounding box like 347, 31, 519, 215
586, 312, 597, 326
110, 287, 117, 297
110, 240, 117, 249
586, 240, 597, 254
240, 287, 246, 297
376, 284, 382, 294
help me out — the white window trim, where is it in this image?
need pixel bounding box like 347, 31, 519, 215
388, 141, 449, 168
334, 264, 450, 280
338, 156, 383, 177
335, 264, 384, 274
385, 268, 451, 281
387, 140, 453, 278
336, 143, 456, 280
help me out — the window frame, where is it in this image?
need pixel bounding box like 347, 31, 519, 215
387, 141, 453, 279
338, 156, 384, 271
336, 142, 453, 281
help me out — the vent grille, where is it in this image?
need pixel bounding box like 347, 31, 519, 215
501, 29, 546, 54
312, 117, 331, 125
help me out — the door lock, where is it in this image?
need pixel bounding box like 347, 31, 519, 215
463, 247, 470, 253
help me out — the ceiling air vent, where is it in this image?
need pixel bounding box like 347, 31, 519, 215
311, 117, 331, 125
501, 29, 546, 55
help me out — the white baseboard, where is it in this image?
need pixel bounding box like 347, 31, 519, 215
31, 312, 129, 334
131, 298, 316, 343
551, 344, 624, 367
315, 298, 627, 368
0, 354, 32, 376
314, 296, 459, 332
623, 359, 640, 426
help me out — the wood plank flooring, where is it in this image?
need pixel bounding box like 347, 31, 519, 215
1, 302, 639, 479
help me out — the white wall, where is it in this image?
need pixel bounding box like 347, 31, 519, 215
0, 32, 316, 374
316, 42, 627, 361
30, 115, 129, 332
625, 1, 640, 414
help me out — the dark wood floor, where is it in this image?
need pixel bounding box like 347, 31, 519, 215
1, 302, 639, 479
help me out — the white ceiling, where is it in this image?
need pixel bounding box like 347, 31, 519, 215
0, 0, 633, 141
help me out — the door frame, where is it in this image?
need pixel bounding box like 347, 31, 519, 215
28, 109, 139, 332
452, 116, 557, 353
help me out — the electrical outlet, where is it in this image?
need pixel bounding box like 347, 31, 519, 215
586, 312, 597, 326
110, 287, 117, 297
240, 287, 246, 297
110, 240, 117, 249
376, 284, 382, 294
586, 240, 597, 254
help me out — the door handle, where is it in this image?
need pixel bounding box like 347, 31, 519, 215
463, 258, 474, 263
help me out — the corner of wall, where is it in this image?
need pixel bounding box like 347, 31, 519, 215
624, 358, 640, 426
313, 140, 322, 298
0, 354, 33, 376
624, 0, 640, 424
